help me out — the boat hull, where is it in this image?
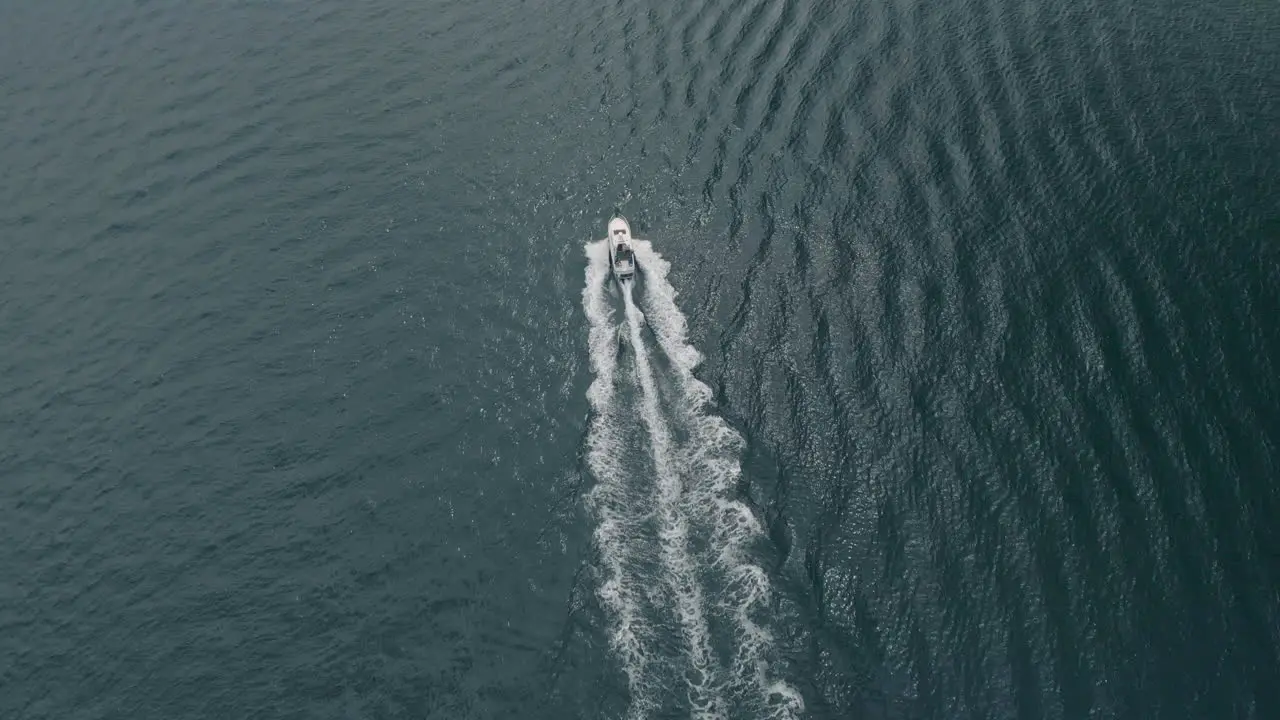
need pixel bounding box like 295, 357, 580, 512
607, 216, 636, 281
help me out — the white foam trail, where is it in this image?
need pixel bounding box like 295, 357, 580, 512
582, 240, 651, 719
622, 280, 727, 720
632, 240, 806, 720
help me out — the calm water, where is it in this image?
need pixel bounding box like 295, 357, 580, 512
2, 0, 1278, 718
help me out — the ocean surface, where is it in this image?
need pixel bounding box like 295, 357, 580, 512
2, 0, 1278, 718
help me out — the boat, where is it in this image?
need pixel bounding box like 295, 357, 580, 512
606, 216, 636, 282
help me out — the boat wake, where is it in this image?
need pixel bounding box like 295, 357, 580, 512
582, 240, 652, 718
582, 238, 804, 720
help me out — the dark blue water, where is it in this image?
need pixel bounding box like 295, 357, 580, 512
2, 0, 1278, 718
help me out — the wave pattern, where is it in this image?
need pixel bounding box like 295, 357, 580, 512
2, 0, 1277, 718
564, 0, 1280, 717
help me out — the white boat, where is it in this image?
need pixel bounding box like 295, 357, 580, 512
606, 216, 636, 282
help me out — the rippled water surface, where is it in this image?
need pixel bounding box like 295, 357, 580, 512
3, 0, 1278, 718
